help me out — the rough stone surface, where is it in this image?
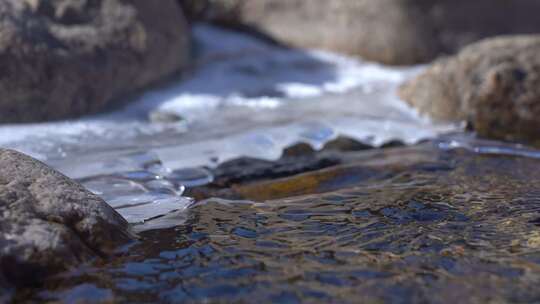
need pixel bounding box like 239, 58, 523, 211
400, 35, 540, 145
181, 0, 540, 65
0, 149, 133, 288
0, 0, 190, 123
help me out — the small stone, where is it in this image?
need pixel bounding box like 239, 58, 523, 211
149, 111, 185, 124
323, 137, 373, 152
282, 142, 316, 157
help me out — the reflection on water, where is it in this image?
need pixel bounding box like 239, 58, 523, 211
23, 148, 540, 303
4, 22, 540, 304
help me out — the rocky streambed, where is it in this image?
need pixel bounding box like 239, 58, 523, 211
3, 15, 540, 304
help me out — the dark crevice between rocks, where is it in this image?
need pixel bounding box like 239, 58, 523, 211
177, 0, 291, 49
64, 220, 109, 260
0, 256, 50, 289
529, 217, 540, 227
186, 154, 342, 201
33, 0, 102, 25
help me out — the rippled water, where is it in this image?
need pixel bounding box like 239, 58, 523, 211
17, 147, 540, 303
4, 23, 540, 303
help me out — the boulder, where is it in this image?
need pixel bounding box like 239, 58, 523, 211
400, 35, 540, 146
0, 0, 190, 123
0, 149, 134, 288
181, 0, 540, 65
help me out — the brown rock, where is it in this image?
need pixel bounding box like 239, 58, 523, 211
0, 149, 133, 288
400, 35, 540, 145
0, 0, 190, 123
181, 0, 540, 65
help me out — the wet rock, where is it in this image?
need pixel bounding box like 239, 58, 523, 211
186, 153, 342, 200
181, 0, 540, 65
0, 149, 133, 288
282, 142, 316, 158
400, 35, 540, 145
148, 110, 185, 124
322, 137, 373, 152
212, 155, 341, 187
0, 0, 190, 123
282, 137, 373, 158
179, 0, 240, 24
188, 144, 441, 201
380, 140, 405, 149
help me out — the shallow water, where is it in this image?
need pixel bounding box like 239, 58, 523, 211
3, 24, 540, 303
18, 147, 540, 303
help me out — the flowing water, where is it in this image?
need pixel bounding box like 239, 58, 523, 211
0, 24, 458, 228
17, 147, 540, 303
4, 24, 540, 303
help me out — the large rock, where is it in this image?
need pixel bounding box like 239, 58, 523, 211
181, 0, 540, 65
400, 35, 540, 146
0, 149, 133, 288
0, 0, 190, 123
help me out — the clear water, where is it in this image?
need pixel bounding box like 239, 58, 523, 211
3, 24, 540, 303
20, 147, 540, 303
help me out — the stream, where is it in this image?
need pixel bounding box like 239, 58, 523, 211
5, 24, 540, 303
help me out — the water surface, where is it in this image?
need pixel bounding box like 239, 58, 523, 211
19, 147, 540, 303
3, 24, 540, 304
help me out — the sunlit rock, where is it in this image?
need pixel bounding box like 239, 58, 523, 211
181, 0, 540, 65
400, 35, 540, 146
0, 149, 133, 288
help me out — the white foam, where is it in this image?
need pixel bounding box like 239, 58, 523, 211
0, 23, 460, 229
0, 23, 452, 165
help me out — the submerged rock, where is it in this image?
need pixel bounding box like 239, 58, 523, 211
181, 0, 540, 65
0, 0, 190, 123
186, 138, 382, 200
0, 149, 133, 288
187, 153, 341, 200
187, 144, 439, 201
400, 35, 540, 146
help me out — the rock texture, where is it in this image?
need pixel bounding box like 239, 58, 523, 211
0, 149, 133, 288
0, 0, 190, 123
400, 35, 540, 145
181, 0, 540, 65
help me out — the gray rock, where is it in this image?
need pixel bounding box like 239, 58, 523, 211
0, 0, 191, 123
400, 35, 540, 146
148, 110, 185, 124
181, 0, 540, 65
0, 149, 133, 288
